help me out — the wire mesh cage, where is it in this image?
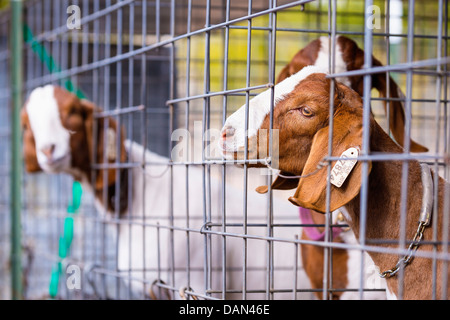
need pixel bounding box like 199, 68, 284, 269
0, 0, 449, 300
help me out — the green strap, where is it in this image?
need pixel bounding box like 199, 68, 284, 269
48, 181, 82, 298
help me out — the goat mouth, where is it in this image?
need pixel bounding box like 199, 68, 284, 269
219, 135, 257, 152
220, 147, 265, 167
42, 154, 71, 172
218, 139, 238, 158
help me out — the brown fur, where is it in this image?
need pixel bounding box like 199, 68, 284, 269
276, 38, 321, 84
253, 73, 449, 299
21, 106, 41, 173
256, 75, 363, 299
22, 86, 128, 214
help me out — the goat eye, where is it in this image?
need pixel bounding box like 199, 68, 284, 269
287, 106, 314, 118
300, 107, 314, 117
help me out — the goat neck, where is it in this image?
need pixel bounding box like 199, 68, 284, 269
342, 118, 448, 300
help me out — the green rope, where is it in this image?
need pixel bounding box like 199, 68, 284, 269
48, 182, 82, 299
23, 24, 86, 299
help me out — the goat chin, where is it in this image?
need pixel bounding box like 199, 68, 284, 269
39, 154, 71, 173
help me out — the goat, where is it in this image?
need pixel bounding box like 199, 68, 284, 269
260, 36, 410, 300
21, 85, 301, 299
225, 62, 387, 299
220, 66, 449, 299
227, 36, 429, 299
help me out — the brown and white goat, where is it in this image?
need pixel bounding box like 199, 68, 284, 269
21, 85, 301, 299
249, 36, 428, 300
223, 63, 386, 299
220, 66, 450, 300
267, 35, 414, 300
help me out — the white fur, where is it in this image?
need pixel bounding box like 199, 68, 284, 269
315, 36, 351, 87
26, 85, 71, 172
328, 208, 387, 300
337, 224, 387, 299
221, 65, 328, 153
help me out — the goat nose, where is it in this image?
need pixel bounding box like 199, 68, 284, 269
221, 126, 235, 139
41, 144, 56, 160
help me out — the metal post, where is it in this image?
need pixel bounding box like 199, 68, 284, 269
10, 0, 23, 300
358, 0, 374, 300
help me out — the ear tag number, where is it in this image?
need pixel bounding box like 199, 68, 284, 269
106, 128, 117, 161
330, 147, 358, 188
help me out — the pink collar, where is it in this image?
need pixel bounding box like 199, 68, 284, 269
299, 207, 343, 241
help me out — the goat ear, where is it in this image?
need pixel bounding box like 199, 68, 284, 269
276, 63, 307, 84
256, 173, 300, 194
288, 111, 371, 213
81, 99, 127, 191
372, 57, 428, 152
21, 107, 42, 172
276, 64, 294, 83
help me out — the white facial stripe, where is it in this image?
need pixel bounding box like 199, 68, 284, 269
315, 36, 351, 86
222, 65, 328, 151
26, 85, 72, 172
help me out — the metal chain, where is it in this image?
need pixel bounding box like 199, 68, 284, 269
379, 221, 427, 278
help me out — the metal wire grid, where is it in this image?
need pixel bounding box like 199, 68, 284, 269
0, 0, 448, 300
